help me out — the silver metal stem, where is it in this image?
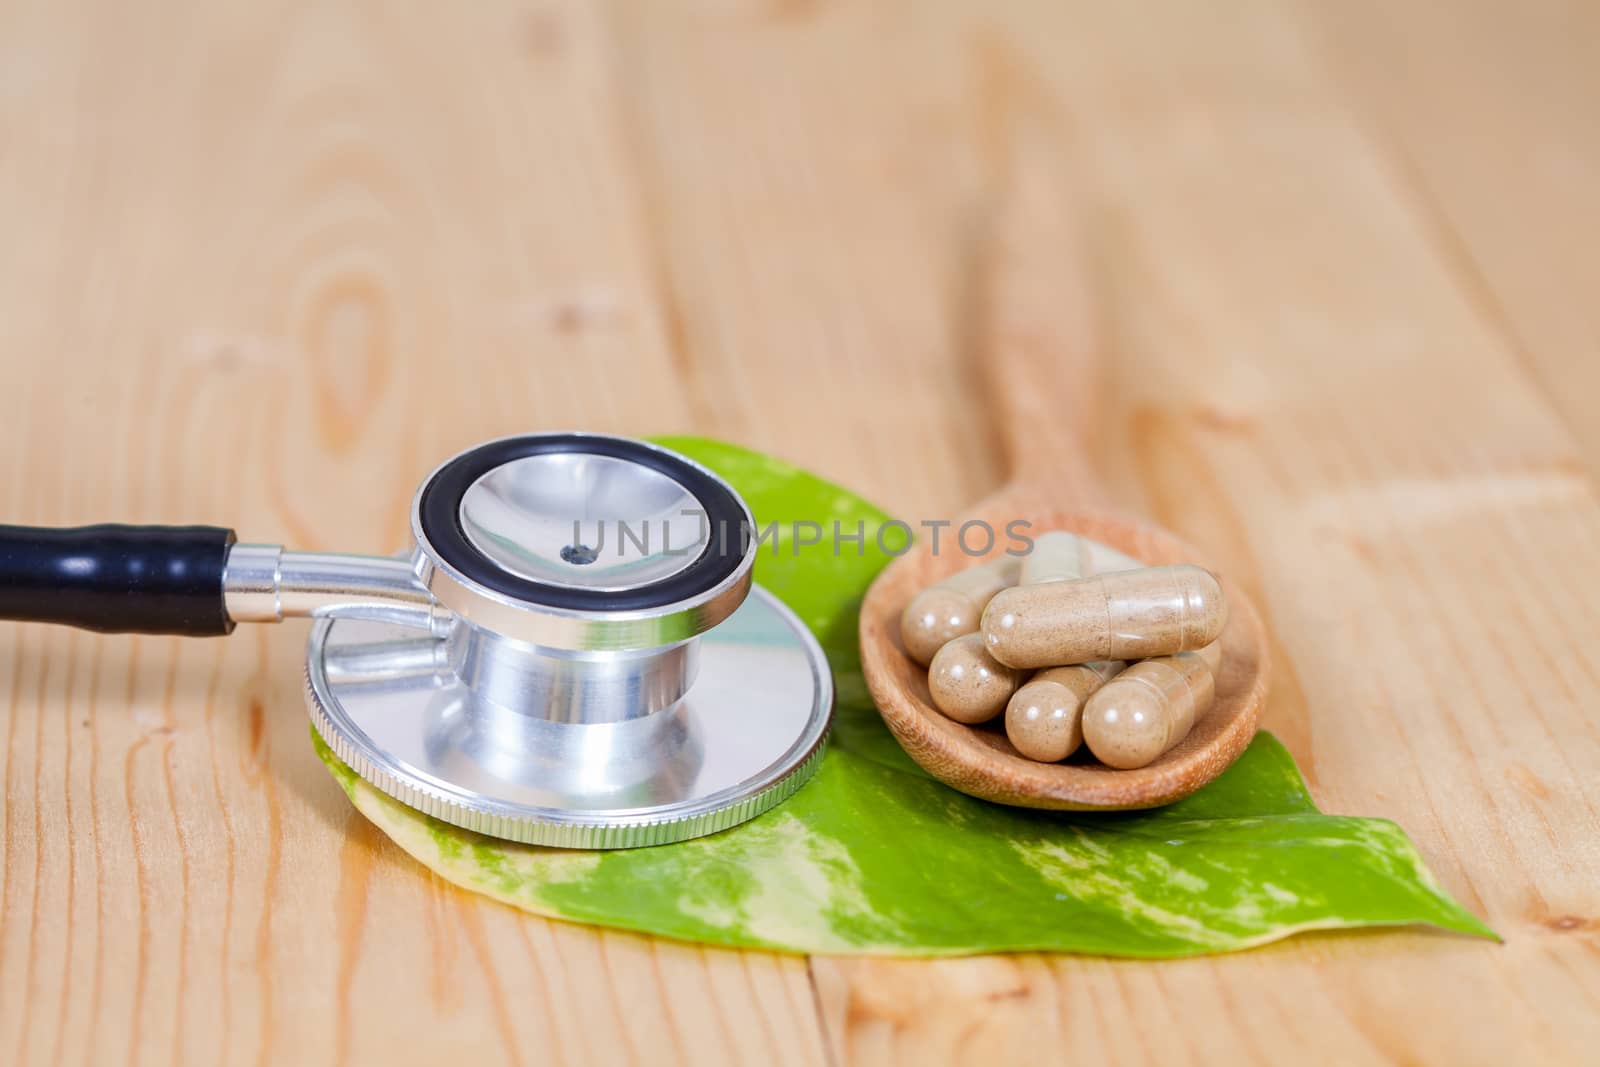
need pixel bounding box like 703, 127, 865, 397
227, 543, 697, 724
446, 623, 698, 724
223, 544, 443, 631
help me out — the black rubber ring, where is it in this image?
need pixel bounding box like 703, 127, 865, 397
417, 435, 749, 613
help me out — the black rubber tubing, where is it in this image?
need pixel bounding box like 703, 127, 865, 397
0, 524, 237, 636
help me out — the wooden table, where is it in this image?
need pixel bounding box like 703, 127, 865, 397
3, 2, 1597, 1063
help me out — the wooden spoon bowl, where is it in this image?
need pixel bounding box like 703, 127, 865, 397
859, 485, 1270, 809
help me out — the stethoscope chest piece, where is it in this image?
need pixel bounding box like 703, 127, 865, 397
303, 434, 832, 848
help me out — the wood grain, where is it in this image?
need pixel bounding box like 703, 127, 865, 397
2, 0, 1598, 1064
1303, 0, 1600, 476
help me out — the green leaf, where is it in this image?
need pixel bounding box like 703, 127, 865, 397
312, 436, 1495, 956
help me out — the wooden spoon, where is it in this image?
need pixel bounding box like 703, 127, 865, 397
858, 122, 1270, 811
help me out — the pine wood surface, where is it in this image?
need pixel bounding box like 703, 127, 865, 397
2, 2, 1597, 1064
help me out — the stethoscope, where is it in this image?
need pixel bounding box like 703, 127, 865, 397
0, 433, 832, 848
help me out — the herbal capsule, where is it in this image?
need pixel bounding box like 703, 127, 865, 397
900, 556, 1020, 666
928, 633, 1026, 724
1004, 660, 1125, 762
1082, 641, 1223, 769
981, 564, 1226, 669
1020, 531, 1141, 586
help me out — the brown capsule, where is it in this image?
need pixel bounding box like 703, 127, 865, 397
928, 633, 1026, 724
981, 564, 1227, 669
1004, 660, 1125, 762
1082, 642, 1223, 769
1019, 531, 1142, 585
899, 556, 1020, 666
